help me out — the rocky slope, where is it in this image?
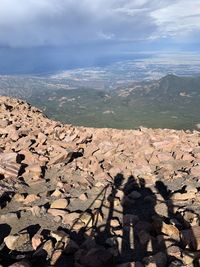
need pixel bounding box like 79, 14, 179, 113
0, 96, 200, 267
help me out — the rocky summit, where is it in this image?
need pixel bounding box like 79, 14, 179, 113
0, 96, 200, 267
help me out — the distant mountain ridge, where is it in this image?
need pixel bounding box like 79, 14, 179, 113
0, 74, 200, 130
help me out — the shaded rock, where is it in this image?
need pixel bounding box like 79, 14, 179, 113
64, 239, 79, 254
79, 247, 113, 267
167, 245, 182, 260
8, 261, 31, 267
123, 214, 139, 227
128, 191, 142, 200
161, 223, 180, 241
50, 249, 63, 265
153, 218, 180, 241
116, 262, 144, 267
143, 252, 167, 267
42, 239, 54, 257
181, 226, 200, 250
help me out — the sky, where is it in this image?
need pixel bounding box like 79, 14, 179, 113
0, 0, 200, 74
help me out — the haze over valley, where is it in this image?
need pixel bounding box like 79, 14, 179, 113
0, 55, 200, 130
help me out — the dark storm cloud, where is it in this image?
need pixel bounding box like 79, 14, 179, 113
0, 0, 199, 47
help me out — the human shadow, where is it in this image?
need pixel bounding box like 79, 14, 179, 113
121, 176, 168, 265
53, 174, 167, 266
50, 173, 199, 267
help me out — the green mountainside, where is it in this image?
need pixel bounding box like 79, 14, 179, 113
0, 74, 200, 130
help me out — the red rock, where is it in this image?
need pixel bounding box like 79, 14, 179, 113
79, 193, 88, 201
161, 223, 180, 241
0, 119, 9, 128
20, 150, 39, 165
15, 136, 32, 151
167, 245, 182, 259
152, 140, 175, 151
0, 152, 20, 178
0, 152, 17, 162
50, 249, 62, 265
23, 164, 42, 182
7, 126, 19, 141
132, 165, 152, 177
37, 132, 47, 145
190, 165, 200, 177
98, 141, 114, 154
42, 239, 54, 257
32, 234, 43, 250
182, 153, 194, 161
48, 151, 71, 165
156, 152, 173, 162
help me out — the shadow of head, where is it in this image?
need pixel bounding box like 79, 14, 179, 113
138, 177, 146, 188
155, 180, 170, 199
113, 173, 124, 189
0, 224, 11, 245
20, 224, 41, 238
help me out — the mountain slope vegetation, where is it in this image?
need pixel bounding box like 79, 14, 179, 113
0, 74, 200, 130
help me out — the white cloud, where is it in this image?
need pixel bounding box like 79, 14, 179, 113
0, 0, 199, 47
97, 31, 115, 40
151, 0, 200, 38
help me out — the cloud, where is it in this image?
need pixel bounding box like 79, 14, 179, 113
151, 0, 200, 39
0, 0, 199, 47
